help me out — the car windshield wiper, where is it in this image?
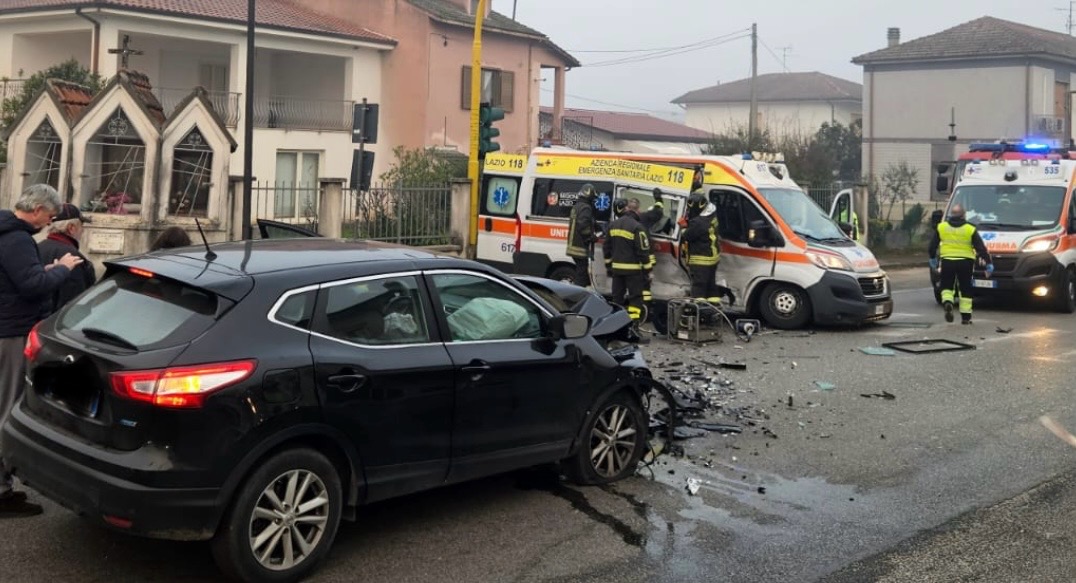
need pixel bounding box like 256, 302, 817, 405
81, 327, 139, 351
793, 230, 821, 242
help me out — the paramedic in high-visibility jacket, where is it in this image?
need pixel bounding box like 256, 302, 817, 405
680, 192, 722, 303
928, 204, 993, 325
566, 184, 598, 287
603, 198, 655, 325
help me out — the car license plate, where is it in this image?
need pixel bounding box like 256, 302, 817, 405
972, 279, 997, 289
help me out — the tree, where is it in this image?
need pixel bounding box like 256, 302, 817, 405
814, 119, 862, 182
879, 161, 920, 222
0, 59, 102, 163
378, 146, 467, 187
705, 123, 775, 156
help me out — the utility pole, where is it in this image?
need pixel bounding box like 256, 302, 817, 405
467, 0, 489, 256
241, 0, 255, 240
512, 0, 518, 20
748, 22, 758, 149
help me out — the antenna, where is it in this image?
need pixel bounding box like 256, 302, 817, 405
194, 218, 217, 261
1058, 1, 1076, 35
779, 46, 793, 71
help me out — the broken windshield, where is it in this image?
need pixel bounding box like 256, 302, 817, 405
757, 188, 847, 242
950, 185, 1066, 230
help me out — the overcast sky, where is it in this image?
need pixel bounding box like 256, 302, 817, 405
490, 0, 1068, 118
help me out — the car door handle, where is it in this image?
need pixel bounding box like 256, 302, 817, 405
461, 360, 491, 381
327, 374, 367, 394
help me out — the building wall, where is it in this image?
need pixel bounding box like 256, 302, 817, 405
683, 101, 861, 138
0, 15, 93, 78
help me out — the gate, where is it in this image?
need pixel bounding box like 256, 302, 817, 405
342, 183, 452, 246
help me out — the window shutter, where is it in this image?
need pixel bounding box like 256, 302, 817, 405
500, 70, 514, 113
461, 66, 472, 110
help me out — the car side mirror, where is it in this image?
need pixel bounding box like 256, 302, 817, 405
935, 175, 950, 194
549, 313, 590, 341
748, 220, 775, 248
838, 222, 854, 237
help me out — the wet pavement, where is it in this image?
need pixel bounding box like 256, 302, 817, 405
3, 267, 1076, 582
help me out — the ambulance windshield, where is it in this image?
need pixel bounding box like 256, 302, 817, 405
758, 188, 848, 242
949, 185, 1066, 230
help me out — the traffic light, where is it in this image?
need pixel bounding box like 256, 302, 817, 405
479, 102, 504, 157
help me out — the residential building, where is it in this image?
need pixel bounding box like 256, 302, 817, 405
853, 18, 1076, 201
298, 0, 578, 156
672, 71, 862, 139
538, 106, 713, 154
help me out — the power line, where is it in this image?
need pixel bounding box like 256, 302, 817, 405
539, 87, 681, 116
568, 29, 747, 54
758, 36, 791, 73
585, 30, 753, 68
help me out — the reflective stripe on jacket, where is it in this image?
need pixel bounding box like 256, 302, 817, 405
683, 214, 720, 266
937, 222, 976, 260
567, 201, 595, 258
602, 212, 655, 274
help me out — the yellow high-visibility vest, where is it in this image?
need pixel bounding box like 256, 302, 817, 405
937, 222, 976, 260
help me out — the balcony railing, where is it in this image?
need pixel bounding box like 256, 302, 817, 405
155, 88, 241, 127
253, 96, 354, 132
0, 78, 27, 103
1032, 114, 1067, 138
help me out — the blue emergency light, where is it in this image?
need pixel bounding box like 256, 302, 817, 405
1021, 142, 1050, 152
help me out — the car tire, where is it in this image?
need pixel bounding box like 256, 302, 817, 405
759, 283, 812, 330
548, 264, 578, 284
564, 391, 647, 485
1056, 267, 1076, 314
211, 448, 343, 583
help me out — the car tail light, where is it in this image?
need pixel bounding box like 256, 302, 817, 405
110, 360, 257, 408
24, 322, 42, 363
129, 267, 155, 278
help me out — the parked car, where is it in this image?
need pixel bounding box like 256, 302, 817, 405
0, 238, 657, 582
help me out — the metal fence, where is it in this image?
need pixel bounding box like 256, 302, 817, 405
0, 79, 25, 103
252, 96, 353, 131
155, 88, 240, 127
250, 182, 321, 230
342, 183, 453, 246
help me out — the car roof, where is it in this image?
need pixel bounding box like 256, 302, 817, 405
105, 239, 501, 300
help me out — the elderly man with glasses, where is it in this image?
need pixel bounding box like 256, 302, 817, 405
0, 184, 84, 518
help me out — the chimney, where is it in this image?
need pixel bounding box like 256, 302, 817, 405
887, 27, 900, 47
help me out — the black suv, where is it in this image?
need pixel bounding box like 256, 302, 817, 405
0, 239, 656, 582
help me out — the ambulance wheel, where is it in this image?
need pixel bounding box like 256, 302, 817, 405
1057, 267, 1076, 314
548, 265, 578, 284
759, 283, 811, 329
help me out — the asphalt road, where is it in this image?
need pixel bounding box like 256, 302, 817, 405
3, 267, 1076, 582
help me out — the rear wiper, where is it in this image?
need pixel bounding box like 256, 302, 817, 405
81, 327, 139, 351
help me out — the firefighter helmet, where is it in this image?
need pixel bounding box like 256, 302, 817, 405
613, 198, 630, 217
579, 183, 597, 202
686, 193, 708, 218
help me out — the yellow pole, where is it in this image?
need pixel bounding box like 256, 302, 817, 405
467, 0, 488, 257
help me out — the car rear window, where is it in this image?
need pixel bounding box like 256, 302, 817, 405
58, 270, 223, 350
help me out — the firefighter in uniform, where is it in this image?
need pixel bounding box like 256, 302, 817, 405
680, 192, 722, 303
640, 188, 672, 235
928, 204, 993, 324
566, 184, 598, 287
604, 198, 655, 326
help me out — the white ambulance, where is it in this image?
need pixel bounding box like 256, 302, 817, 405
930, 154, 1076, 312
476, 149, 893, 329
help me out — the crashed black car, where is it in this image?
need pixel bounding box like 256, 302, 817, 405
1, 238, 657, 582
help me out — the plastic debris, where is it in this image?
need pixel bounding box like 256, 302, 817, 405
860, 391, 896, 400
814, 381, 837, 391
686, 477, 701, 495
859, 346, 896, 356
996, 327, 1013, 334
757, 486, 767, 494
689, 422, 743, 434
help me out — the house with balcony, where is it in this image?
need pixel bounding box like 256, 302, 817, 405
853, 18, 1076, 201
0, 0, 395, 222
297, 0, 578, 155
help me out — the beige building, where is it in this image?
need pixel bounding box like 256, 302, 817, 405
853, 18, 1076, 201
672, 72, 862, 139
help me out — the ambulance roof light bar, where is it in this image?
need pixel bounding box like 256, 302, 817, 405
968, 140, 1058, 154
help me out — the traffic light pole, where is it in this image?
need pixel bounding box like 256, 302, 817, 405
467, 0, 488, 257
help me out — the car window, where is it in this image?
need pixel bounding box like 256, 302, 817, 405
531, 179, 614, 223
712, 189, 771, 243
273, 289, 316, 329
316, 275, 430, 346
430, 273, 544, 342
482, 176, 520, 217
58, 270, 222, 350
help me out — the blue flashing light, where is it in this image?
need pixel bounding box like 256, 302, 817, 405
1020, 142, 1050, 152
741, 153, 752, 160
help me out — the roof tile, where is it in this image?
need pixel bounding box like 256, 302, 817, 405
672, 72, 862, 105
0, 0, 395, 44
853, 16, 1076, 64
541, 107, 713, 142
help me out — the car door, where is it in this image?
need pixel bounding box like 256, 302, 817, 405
257, 219, 322, 239
308, 272, 455, 502
710, 189, 778, 308
828, 189, 853, 223
425, 270, 587, 483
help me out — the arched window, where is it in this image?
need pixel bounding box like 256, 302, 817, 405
84, 108, 145, 213
169, 127, 213, 216
25, 118, 62, 190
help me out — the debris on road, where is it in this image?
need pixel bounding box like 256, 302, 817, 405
690, 422, 743, 434
882, 339, 976, 354
996, 326, 1013, 334
814, 381, 837, 391
686, 477, 702, 495
860, 391, 897, 400
859, 346, 897, 356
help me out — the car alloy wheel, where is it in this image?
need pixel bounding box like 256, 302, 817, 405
249, 469, 330, 571
589, 402, 640, 479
